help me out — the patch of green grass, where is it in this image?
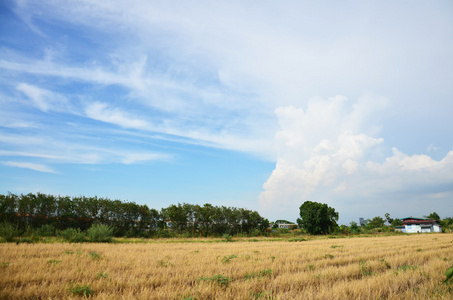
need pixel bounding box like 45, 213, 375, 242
244, 269, 272, 280
197, 274, 233, 287
1, 262, 9, 268
16, 238, 34, 244
69, 283, 95, 297
157, 259, 168, 267
394, 264, 418, 276
331, 245, 343, 248
89, 251, 102, 260
287, 238, 307, 242
359, 260, 372, 276
221, 254, 237, 264
380, 259, 391, 269
250, 290, 273, 299
397, 265, 418, 271
96, 272, 108, 279
325, 254, 335, 259
47, 259, 62, 265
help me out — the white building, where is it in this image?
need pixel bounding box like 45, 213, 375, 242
399, 217, 442, 233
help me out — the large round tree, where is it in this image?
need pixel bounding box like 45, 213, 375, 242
297, 201, 339, 235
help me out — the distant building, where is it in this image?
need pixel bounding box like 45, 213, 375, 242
395, 217, 442, 233
359, 218, 366, 226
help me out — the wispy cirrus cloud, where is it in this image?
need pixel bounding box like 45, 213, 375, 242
16, 83, 70, 113
85, 102, 150, 129
1, 161, 57, 173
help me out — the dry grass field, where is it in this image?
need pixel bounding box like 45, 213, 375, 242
0, 234, 452, 299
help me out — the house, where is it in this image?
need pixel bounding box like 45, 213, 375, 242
277, 223, 295, 229
396, 217, 442, 233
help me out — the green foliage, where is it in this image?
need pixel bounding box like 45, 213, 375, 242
287, 237, 306, 242
244, 269, 272, 280
365, 216, 385, 229
221, 254, 237, 264
445, 265, 453, 284
96, 272, 108, 279
391, 219, 404, 226
87, 223, 113, 243
35, 224, 55, 237
427, 212, 441, 221
380, 259, 391, 269
359, 260, 372, 276
157, 259, 168, 267
89, 251, 102, 260
222, 234, 233, 242
1, 262, 9, 268
325, 254, 335, 259
296, 201, 339, 235
197, 274, 233, 287
0, 192, 268, 238
47, 259, 62, 265
0, 222, 20, 242
394, 265, 418, 275
16, 237, 33, 244
69, 283, 95, 297
59, 228, 86, 243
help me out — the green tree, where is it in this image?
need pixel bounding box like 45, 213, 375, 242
384, 213, 393, 225
296, 201, 339, 235
366, 216, 385, 229
391, 219, 403, 226
427, 212, 440, 222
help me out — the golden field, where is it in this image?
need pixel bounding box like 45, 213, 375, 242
0, 234, 452, 299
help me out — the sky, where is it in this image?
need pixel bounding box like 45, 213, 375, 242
1, 0, 452, 224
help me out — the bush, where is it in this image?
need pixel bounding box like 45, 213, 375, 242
35, 224, 56, 237
59, 228, 86, 243
0, 222, 21, 242
88, 223, 113, 243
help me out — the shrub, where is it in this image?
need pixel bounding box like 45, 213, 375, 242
35, 224, 55, 237
59, 228, 86, 243
0, 222, 20, 242
222, 234, 233, 242
88, 223, 113, 243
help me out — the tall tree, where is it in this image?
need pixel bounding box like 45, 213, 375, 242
427, 212, 440, 222
297, 201, 339, 235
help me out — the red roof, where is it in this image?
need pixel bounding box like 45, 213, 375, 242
402, 219, 437, 225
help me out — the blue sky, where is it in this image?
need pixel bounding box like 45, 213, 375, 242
1, 0, 452, 224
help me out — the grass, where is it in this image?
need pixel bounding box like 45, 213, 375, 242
0, 234, 452, 299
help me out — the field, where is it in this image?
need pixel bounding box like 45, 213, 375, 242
1, 234, 452, 299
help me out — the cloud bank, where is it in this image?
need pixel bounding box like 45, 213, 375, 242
259, 96, 453, 222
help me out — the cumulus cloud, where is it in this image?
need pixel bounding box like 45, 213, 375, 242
259, 96, 453, 221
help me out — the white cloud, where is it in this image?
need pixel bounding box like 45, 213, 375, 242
85, 102, 149, 129
16, 83, 70, 112
259, 96, 453, 222
1, 161, 57, 173
120, 152, 170, 164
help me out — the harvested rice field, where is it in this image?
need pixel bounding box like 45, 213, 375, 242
1, 234, 452, 299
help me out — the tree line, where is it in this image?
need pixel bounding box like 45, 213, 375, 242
0, 193, 269, 237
